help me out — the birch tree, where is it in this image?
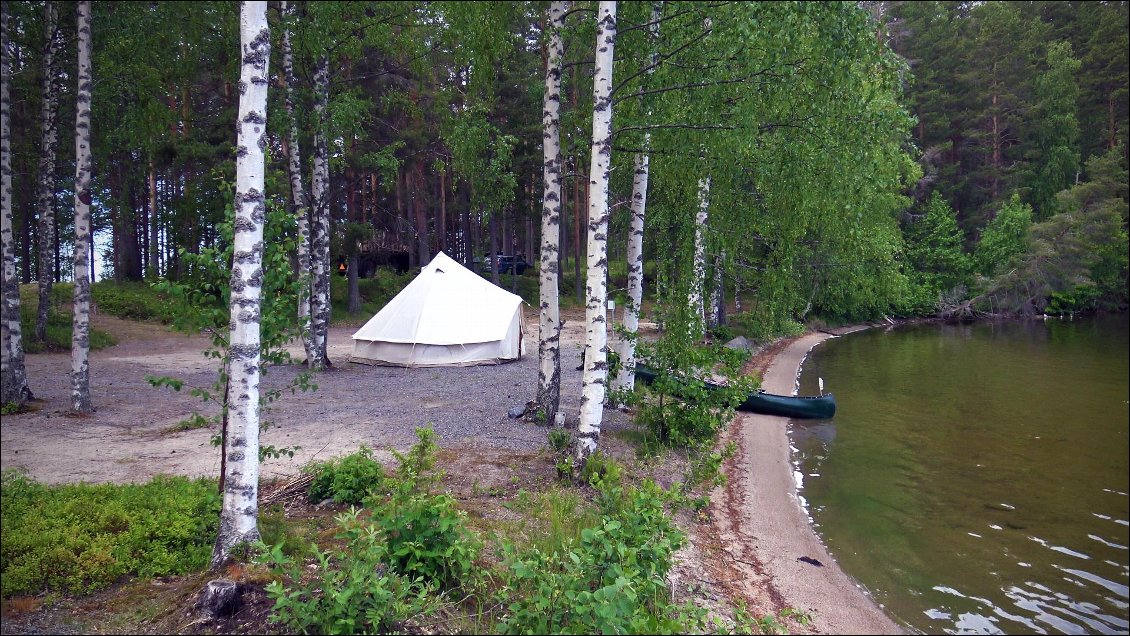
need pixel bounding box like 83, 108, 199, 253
35, 1, 61, 343
280, 0, 315, 364
611, 2, 660, 397
577, 0, 616, 462
308, 54, 331, 370
70, 0, 93, 414
1, 2, 31, 407
213, 0, 269, 566
689, 175, 709, 338
537, 0, 568, 425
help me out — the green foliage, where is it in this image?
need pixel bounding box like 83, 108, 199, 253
91, 281, 187, 323
976, 194, 1033, 276
0, 471, 220, 597
307, 445, 386, 505
18, 284, 117, 353
329, 269, 411, 325
904, 192, 972, 313
546, 428, 571, 455
975, 148, 1128, 314
366, 428, 480, 588
262, 508, 435, 635
630, 332, 756, 450
147, 192, 312, 459
496, 479, 704, 635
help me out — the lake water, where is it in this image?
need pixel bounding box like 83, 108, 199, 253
792, 314, 1130, 635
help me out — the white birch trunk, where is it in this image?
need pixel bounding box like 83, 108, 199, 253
308, 55, 331, 369
70, 0, 93, 414
35, 2, 60, 343
689, 175, 710, 339
213, 0, 269, 567
612, 2, 661, 397
612, 150, 648, 396
708, 250, 724, 329
1, 3, 31, 406
280, 1, 314, 363
537, 0, 568, 425
577, 1, 617, 462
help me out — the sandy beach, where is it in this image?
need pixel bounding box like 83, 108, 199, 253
710, 329, 904, 634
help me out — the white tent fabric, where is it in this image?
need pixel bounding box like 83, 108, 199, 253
350, 251, 526, 367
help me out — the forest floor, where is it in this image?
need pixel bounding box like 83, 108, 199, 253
0, 307, 901, 634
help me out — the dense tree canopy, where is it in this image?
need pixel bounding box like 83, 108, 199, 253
0, 0, 1125, 352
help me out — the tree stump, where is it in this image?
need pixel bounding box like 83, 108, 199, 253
199, 578, 241, 618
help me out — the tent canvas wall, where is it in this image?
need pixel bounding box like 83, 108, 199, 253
350, 251, 526, 367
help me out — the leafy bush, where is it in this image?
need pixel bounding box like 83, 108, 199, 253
631, 337, 755, 449
496, 479, 689, 634
307, 445, 386, 505
365, 428, 480, 588
0, 471, 220, 597
263, 508, 435, 635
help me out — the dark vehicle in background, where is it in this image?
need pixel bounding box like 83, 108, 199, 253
479, 253, 529, 275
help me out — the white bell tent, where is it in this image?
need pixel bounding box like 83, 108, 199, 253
349, 251, 526, 367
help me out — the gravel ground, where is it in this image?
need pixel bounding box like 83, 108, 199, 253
0, 308, 634, 485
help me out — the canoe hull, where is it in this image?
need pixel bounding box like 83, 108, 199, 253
633, 364, 836, 419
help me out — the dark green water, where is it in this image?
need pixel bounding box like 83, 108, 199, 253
792, 314, 1130, 635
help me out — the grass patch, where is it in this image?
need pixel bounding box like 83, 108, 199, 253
18, 283, 116, 353
0, 470, 221, 598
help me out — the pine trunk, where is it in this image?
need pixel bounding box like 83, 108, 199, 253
537, 0, 567, 424
35, 2, 60, 343
309, 55, 331, 369
213, 0, 269, 567
281, 1, 314, 362
148, 160, 158, 276
577, 1, 617, 462
413, 163, 430, 267
71, 0, 93, 414
1, 3, 31, 406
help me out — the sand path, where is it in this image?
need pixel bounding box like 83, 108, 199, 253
712, 330, 904, 634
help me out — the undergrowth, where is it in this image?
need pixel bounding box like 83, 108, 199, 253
0, 471, 220, 598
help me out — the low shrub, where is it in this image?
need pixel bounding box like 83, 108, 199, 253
307, 445, 386, 505
0, 471, 220, 597
366, 428, 480, 588
496, 478, 688, 634
262, 508, 435, 635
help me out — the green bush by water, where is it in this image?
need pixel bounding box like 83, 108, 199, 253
0, 471, 220, 598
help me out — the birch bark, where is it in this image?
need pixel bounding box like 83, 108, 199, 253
612, 2, 661, 396
35, 2, 60, 343
308, 55, 331, 369
537, 0, 568, 425
71, 0, 93, 414
280, 0, 315, 363
689, 175, 710, 338
213, 0, 269, 566
577, 1, 617, 461
1, 3, 31, 406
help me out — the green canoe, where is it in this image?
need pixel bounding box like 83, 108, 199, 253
632, 364, 836, 420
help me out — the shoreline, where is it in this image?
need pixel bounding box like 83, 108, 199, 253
709, 328, 904, 634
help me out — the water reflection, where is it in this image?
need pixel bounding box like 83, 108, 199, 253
792, 314, 1130, 635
